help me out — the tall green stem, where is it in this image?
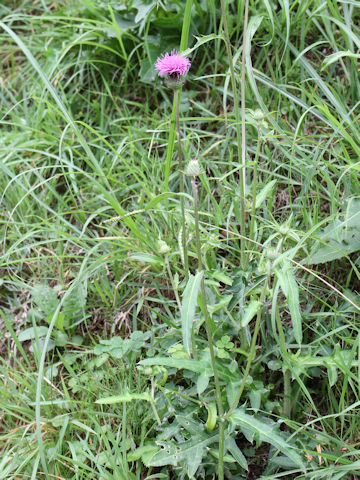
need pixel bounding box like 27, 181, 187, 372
220, 0, 249, 267
283, 367, 292, 420
191, 176, 224, 480
165, 253, 182, 311
225, 275, 269, 420
247, 124, 262, 266
275, 283, 292, 420
164, 0, 193, 192
175, 90, 189, 279
241, 0, 250, 195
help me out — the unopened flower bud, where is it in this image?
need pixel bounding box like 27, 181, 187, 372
158, 239, 171, 254
266, 248, 278, 261
250, 109, 266, 122
279, 224, 291, 236
185, 158, 204, 177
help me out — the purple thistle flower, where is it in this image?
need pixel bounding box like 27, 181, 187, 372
155, 50, 191, 77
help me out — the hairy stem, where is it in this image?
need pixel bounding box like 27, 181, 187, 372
191, 176, 224, 480
164, 0, 193, 192
225, 274, 269, 420
174, 89, 189, 279
283, 368, 292, 420
247, 124, 262, 266
165, 254, 182, 311
274, 283, 292, 421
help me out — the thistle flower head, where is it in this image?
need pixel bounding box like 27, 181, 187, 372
155, 50, 191, 78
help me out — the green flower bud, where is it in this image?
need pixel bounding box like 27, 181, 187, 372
266, 248, 278, 261
158, 239, 171, 254
185, 158, 204, 177
253, 109, 266, 121
279, 223, 291, 236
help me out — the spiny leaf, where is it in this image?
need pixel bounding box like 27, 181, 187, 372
182, 33, 223, 56
225, 437, 248, 470
276, 261, 302, 344
230, 409, 305, 470
306, 197, 360, 264
139, 356, 207, 374
31, 285, 58, 317
255, 179, 276, 208
147, 431, 218, 477
96, 392, 151, 404
240, 300, 261, 328
181, 272, 204, 355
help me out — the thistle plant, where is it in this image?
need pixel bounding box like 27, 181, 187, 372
155, 51, 191, 278
185, 158, 225, 480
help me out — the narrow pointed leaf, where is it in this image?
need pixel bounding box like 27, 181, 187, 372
96, 392, 151, 404
225, 437, 248, 470
139, 356, 207, 373
241, 300, 261, 327
255, 180, 276, 208
230, 409, 305, 470
276, 262, 302, 344
181, 272, 204, 355
306, 198, 360, 264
